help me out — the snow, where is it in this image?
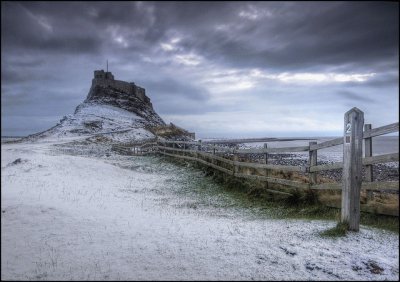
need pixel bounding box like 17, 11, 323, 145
29, 103, 156, 143
1, 139, 399, 280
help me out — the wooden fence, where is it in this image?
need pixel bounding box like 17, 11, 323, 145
118, 108, 399, 230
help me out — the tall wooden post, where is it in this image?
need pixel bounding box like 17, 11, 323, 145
309, 142, 317, 185
264, 143, 268, 164
264, 143, 269, 189
212, 144, 215, 165
342, 107, 364, 231
233, 145, 239, 176
197, 140, 202, 160
364, 124, 374, 201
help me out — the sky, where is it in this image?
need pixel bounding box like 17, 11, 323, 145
1, 1, 399, 138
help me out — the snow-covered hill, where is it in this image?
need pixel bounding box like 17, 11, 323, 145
28, 103, 156, 143
23, 71, 170, 143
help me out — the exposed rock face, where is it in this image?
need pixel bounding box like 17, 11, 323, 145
84, 83, 165, 127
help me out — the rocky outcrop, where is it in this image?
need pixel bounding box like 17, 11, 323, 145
21, 70, 194, 143
84, 84, 165, 127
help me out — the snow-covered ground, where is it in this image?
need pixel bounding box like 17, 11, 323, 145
1, 138, 399, 280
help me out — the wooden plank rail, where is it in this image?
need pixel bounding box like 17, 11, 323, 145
155, 141, 398, 186
162, 140, 200, 145
311, 181, 399, 191
160, 151, 233, 175
309, 137, 343, 151
199, 151, 235, 165
362, 152, 399, 165
201, 137, 314, 144
363, 122, 399, 138
362, 181, 399, 191
237, 146, 309, 154
234, 160, 305, 172
115, 112, 399, 221
235, 173, 310, 189
311, 183, 342, 190
157, 145, 235, 166
310, 162, 343, 172
308, 153, 399, 172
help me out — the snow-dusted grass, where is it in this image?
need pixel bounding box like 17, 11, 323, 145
1, 139, 399, 280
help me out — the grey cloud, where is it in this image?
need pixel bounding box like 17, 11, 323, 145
1, 68, 56, 84
155, 98, 219, 116
1, 1, 398, 137
3, 2, 397, 70
2, 2, 102, 55
144, 78, 210, 101
172, 2, 398, 72
347, 74, 399, 89
336, 90, 375, 103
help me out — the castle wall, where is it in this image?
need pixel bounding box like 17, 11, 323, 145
91, 70, 151, 106
113, 80, 135, 94
92, 79, 136, 97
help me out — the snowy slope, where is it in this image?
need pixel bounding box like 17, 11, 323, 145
27, 102, 156, 143
1, 140, 399, 280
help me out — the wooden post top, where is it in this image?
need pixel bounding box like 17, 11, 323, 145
344, 107, 364, 116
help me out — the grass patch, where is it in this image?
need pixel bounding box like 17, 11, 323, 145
320, 222, 349, 238
359, 212, 399, 233
157, 154, 399, 233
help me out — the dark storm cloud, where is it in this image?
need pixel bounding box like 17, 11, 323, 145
3, 1, 397, 68
1, 3, 102, 55
193, 2, 398, 72
1, 1, 398, 136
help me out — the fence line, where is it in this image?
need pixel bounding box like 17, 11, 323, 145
114, 108, 399, 226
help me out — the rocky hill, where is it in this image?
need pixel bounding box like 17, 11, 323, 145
23, 70, 192, 143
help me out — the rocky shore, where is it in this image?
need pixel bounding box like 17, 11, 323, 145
238, 152, 399, 183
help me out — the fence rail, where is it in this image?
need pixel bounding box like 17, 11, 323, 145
115, 110, 399, 223
133, 122, 399, 192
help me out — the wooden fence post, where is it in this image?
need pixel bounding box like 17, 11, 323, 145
342, 107, 364, 231
309, 142, 317, 185
197, 140, 201, 160
264, 143, 268, 164
264, 143, 269, 189
364, 124, 374, 201
233, 145, 239, 176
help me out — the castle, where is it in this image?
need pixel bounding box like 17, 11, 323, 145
90, 70, 152, 106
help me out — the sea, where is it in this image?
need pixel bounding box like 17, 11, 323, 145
237, 136, 399, 165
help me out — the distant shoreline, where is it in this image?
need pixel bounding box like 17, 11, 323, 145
200, 137, 319, 144
1, 136, 25, 138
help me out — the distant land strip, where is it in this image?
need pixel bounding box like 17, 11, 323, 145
201, 137, 318, 144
